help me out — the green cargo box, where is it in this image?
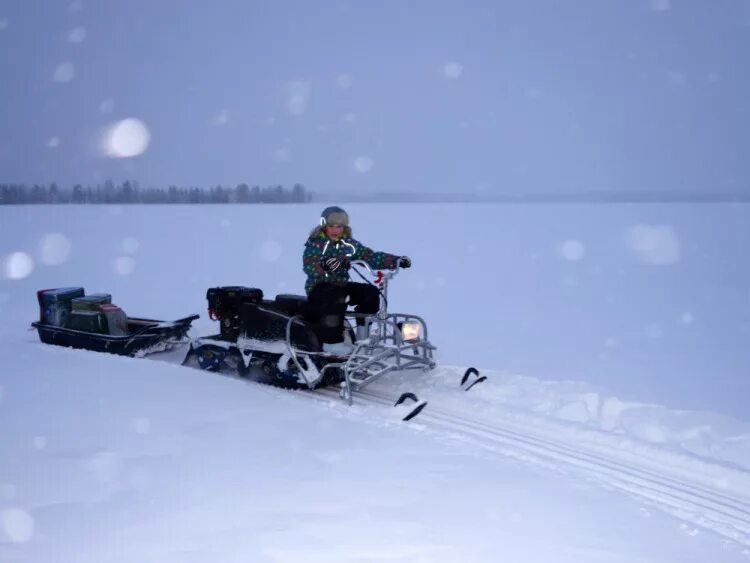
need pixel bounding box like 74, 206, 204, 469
71, 294, 112, 311
66, 310, 109, 333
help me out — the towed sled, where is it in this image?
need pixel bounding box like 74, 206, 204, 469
31, 287, 199, 357
184, 261, 436, 408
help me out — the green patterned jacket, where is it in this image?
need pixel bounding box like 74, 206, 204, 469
303, 230, 400, 294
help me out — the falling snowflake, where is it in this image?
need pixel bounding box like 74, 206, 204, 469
212, 109, 229, 126
559, 239, 585, 261
625, 224, 681, 265
68, 27, 86, 43
443, 62, 463, 79
39, 233, 72, 265
285, 81, 311, 115
53, 62, 75, 83
651, 0, 670, 11
1, 508, 34, 543
353, 156, 373, 173
105, 118, 151, 158
2, 252, 34, 280
132, 418, 151, 434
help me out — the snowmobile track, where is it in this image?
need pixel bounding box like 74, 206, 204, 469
312, 386, 750, 548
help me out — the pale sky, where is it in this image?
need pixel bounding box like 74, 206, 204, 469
0, 0, 748, 196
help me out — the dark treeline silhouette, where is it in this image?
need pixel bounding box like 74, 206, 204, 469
0, 181, 313, 205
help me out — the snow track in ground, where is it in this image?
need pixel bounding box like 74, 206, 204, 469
311, 385, 750, 548
163, 350, 750, 549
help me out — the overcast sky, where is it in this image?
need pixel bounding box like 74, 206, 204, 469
0, 0, 748, 196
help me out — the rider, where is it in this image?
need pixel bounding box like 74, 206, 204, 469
302, 206, 411, 356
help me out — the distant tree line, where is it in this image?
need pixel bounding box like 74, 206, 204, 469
0, 181, 313, 205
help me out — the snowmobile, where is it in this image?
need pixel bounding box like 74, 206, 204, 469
31, 287, 199, 357
183, 261, 437, 405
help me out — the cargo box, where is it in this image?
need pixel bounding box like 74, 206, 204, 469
66, 310, 108, 334
100, 304, 128, 336
38, 287, 85, 326
71, 294, 112, 311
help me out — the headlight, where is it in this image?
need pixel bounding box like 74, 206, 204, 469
400, 321, 421, 342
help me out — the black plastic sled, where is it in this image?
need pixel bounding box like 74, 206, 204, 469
31, 315, 199, 357
32, 287, 199, 357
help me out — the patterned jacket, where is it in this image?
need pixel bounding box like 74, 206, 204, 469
303, 229, 400, 294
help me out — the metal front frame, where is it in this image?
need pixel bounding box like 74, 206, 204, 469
283, 260, 437, 403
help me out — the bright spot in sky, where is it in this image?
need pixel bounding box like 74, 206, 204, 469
2, 252, 34, 280
285, 81, 310, 115
132, 418, 151, 434
1, 508, 34, 543
99, 99, 115, 113
353, 156, 374, 173
106, 118, 151, 158
0, 20, 8, 31
444, 62, 463, 79
651, 0, 670, 11
274, 147, 291, 162
68, 27, 86, 43
559, 239, 585, 261
343, 112, 356, 124
40, 233, 72, 265
259, 240, 283, 262
86, 451, 120, 483
212, 109, 229, 125
625, 225, 681, 265
32, 436, 47, 450
114, 256, 136, 275
680, 312, 694, 325
53, 62, 75, 83
47, 137, 60, 148
121, 237, 139, 254
336, 74, 353, 89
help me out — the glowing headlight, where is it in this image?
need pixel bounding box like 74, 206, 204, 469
400, 321, 421, 342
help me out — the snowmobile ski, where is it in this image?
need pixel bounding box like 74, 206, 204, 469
460, 367, 486, 391
394, 392, 428, 421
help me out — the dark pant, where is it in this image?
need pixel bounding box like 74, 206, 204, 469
305, 282, 380, 343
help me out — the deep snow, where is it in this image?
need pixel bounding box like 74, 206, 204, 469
1, 203, 750, 561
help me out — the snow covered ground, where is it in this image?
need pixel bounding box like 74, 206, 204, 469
1, 203, 750, 561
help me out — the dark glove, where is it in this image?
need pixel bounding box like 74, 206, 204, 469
321, 256, 349, 273
397, 256, 411, 269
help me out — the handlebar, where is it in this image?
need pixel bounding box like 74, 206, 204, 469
349, 259, 402, 282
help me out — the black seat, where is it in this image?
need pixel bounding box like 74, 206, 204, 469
274, 294, 308, 316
